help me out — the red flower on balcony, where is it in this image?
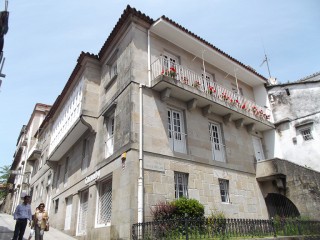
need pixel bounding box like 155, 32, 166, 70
193, 80, 201, 88
241, 104, 246, 109
208, 86, 216, 95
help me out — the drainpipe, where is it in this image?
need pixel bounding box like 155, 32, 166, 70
147, 30, 151, 87
138, 84, 144, 224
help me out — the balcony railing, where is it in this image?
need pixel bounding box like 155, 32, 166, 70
151, 57, 272, 124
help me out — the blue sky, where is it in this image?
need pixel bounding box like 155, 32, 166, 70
0, 0, 319, 168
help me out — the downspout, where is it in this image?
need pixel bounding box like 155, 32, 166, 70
147, 29, 151, 87
138, 84, 144, 224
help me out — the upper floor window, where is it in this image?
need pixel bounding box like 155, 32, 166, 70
64, 157, 69, 184
167, 108, 187, 153
163, 52, 179, 73
81, 138, 89, 172
209, 122, 225, 162
55, 164, 61, 188
174, 172, 188, 199
231, 83, 243, 96
97, 178, 113, 226
110, 61, 118, 80
219, 179, 230, 203
105, 114, 115, 158
299, 127, 313, 141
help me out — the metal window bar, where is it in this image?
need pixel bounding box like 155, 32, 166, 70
174, 172, 188, 199
98, 179, 112, 225
151, 56, 272, 123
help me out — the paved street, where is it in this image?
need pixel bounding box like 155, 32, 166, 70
0, 213, 76, 240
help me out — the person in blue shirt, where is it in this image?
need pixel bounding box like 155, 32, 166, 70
12, 195, 32, 240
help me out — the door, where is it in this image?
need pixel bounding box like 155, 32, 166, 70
77, 189, 88, 235
252, 136, 265, 161
64, 196, 72, 230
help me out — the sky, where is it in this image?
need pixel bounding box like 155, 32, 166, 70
0, 0, 319, 169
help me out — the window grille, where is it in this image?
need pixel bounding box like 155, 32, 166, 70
300, 127, 313, 141
219, 179, 230, 203
97, 179, 112, 225
78, 189, 88, 235
174, 172, 188, 199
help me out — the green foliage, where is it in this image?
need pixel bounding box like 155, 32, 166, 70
0, 165, 10, 200
151, 201, 176, 221
171, 197, 205, 219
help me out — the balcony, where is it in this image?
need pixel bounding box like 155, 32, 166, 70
150, 57, 274, 132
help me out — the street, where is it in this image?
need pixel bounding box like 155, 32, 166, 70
0, 213, 76, 240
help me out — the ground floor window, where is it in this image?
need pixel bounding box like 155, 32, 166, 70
174, 172, 188, 199
219, 179, 230, 203
77, 189, 89, 235
97, 178, 112, 226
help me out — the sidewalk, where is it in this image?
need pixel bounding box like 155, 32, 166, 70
0, 213, 76, 240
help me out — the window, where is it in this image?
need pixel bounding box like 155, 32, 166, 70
64, 196, 73, 230
168, 109, 187, 153
252, 136, 265, 161
163, 52, 178, 70
105, 114, 115, 158
110, 61, 117, 79
39, 181, 44, 198
97, 178, 112, 226
209, 122, 225, 162
81, 138, 89, 172
55, 164, 61, 188
54, 198, 59, 213
300, 127, 313, 141
219, 179, 230, 203
64, 157, 69, 184
34, 185, 38, 200
174, 172, 188, 199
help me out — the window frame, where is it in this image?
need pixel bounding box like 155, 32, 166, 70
299, 126, 314, 141
174, 172, 189, 199
104, 113, 115, 158
96, 177, 113, 227
167, 108, 187, 154
218, 179, 230, 203
209, 122, 226, 162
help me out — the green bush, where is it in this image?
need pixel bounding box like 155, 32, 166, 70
171, 197, 205, 219
151, 201, 176, 221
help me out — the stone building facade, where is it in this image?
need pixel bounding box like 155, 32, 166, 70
5, 6, 320, 240
267, 72, 320, 171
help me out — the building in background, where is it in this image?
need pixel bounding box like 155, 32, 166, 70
3, 6, 320, 240
267, 72, 320, 171
2, 103, 51, 214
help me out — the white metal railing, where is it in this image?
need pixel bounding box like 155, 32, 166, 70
151, 57, 272, 123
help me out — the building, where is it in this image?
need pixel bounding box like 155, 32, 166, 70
267, 72, 320, 171
2, 103, 51, 214
5, 6, 320, 240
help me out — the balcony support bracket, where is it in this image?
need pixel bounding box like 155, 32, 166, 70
234, 118, 244, 129
223, 113, 232, 125
160, 87, 171, 102
246, 123, 256, 133
187, 98, 198, 111
202, 105, 213, 117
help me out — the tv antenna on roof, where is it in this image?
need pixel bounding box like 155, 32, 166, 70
260, 48, 272, 79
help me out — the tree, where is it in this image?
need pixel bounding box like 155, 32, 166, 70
0, 165, 10, 200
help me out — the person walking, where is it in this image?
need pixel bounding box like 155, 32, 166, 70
12, 195, 32, 240
34, 203, 49, 240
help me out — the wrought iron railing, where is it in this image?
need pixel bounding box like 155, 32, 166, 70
132, 217, 320, 239
151, 57, 272, 124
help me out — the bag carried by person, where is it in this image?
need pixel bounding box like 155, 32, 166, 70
44, 223, 49, 231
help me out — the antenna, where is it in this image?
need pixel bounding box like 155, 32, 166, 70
260, 46, 272, 79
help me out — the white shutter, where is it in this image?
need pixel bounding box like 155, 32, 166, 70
78, 189, 88, 235
105, 116, 115, 158
252, 136, 265, 161
64, 196, 72, 230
